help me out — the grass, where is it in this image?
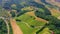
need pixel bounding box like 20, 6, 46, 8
15, 13, 46, 34
14, 5, 51, 34
49, 8, 60, 17
17, 21, 35, 34
38, 8, 44, 12
8, 22, 13, 34
38, 27, 51, 34
15, 14, 46, 26
21, 6, 34, 11
45, 4, 60, 17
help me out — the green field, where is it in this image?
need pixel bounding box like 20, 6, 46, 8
38, 27, 51, 34
15, 13, 51, 34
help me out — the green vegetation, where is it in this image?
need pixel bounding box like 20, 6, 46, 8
1, 0, 60, 34
38, 28, 51, 34
35, 10, 51, 21
0, 9, 9, 17
47, 17, 60, 34
0, 18, 8, 34
16, 7, 34, 17
15, 13, 50, 34
10, 11, 16, 17
35, 7, 60, 34
11, 4, 17, 10
17, 10, 28, 17
8, 22, 13, 34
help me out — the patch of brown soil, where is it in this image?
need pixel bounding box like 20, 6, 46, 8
10, 18, 23, 34
26, 11, 48, 23
57, 16, 60, 19
46, 0, 60, 7
47, 7, 60, 17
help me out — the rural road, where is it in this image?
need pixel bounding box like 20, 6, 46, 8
10, 18, 23, 34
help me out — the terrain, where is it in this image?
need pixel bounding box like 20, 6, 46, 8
0, 0, 60, 34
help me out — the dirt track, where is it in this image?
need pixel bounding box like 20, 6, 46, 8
10, 18, 23, 34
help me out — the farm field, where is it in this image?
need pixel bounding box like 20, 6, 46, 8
0, 0, 60, 34
15, 13, 51, 34
38, 27, 51, 34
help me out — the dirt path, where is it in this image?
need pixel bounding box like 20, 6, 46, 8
10, 18, 23, 34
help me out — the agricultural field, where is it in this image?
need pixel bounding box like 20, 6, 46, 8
38, 27, 51, 34
15, 13, 51, 34
0, 0, 60, 34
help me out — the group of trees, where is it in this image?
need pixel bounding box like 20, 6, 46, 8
35, 9, 51, 20
3, 1, 26, 17
35, 8, 60, 34
2, 0, 60, 34
34, 3, 60, 34
48, 17, 60, 34
0, 18, 8, 34
35, 2, 51, 19
10, 10, 16, 17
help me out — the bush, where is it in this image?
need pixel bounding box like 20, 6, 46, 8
0, 18, 8, 34
10, 11, 16, 17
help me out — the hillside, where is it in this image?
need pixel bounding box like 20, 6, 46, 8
0, 0, 60, 34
